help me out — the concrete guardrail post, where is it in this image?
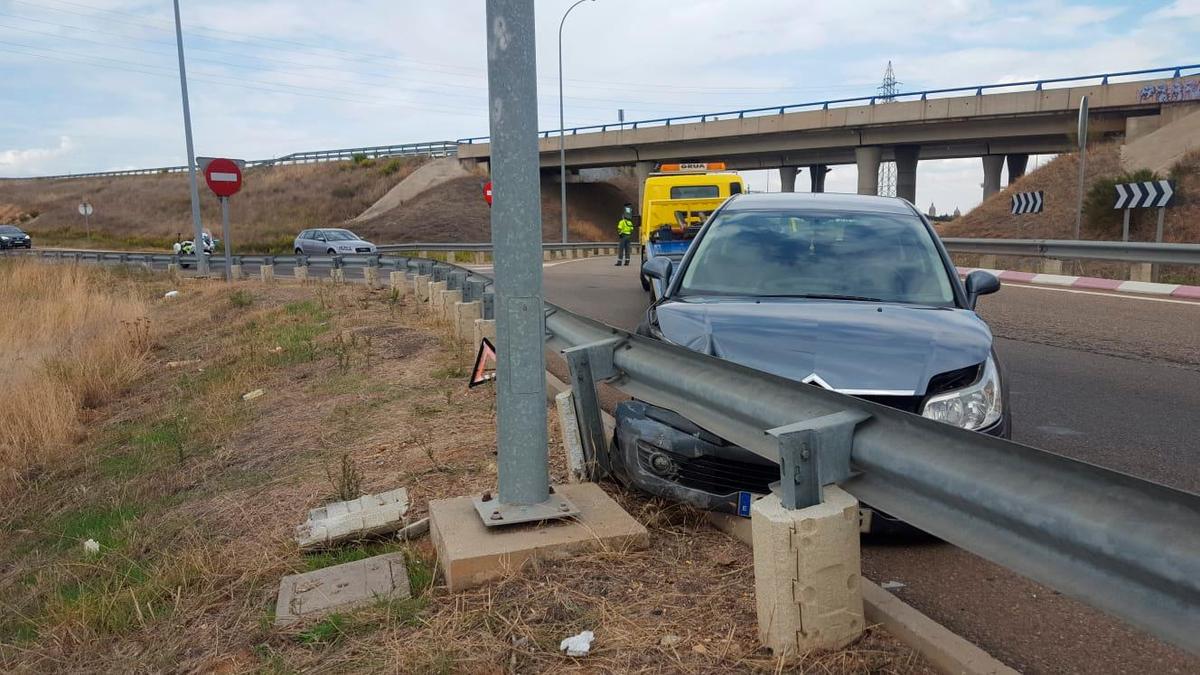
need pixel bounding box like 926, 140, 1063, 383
473, 318, 496, 347
390, 271, 407, 292
261, 260, 275, 283
543, 249, 553, 262
413, 274, 431, 301
454, 300, 482, 340
364, 266, 380, 288
294, 257, 309, 281
1130, 262, 1153, 282
978, 254, 997, 269
752, 486, 864, 657
229, 257, 243, 280
439, 289, 462, 322
473, 252, 487, 265
1040, 258, 1063, 274
446, 251, 458, 264
427, 280, 448, 314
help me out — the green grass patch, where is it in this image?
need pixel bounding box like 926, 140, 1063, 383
302, 540, 399, 572
49, 504, 140, 550
229, 289, 255, 308
296, 613, 348, 645
431, 363, 465, 379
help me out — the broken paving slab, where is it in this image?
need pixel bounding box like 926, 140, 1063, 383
275, 552, 411, 627
295, 487, 410, 551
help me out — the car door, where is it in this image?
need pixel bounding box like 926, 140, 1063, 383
302, 230, 319, 255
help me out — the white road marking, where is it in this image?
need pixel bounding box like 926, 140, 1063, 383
210, 172, 239, 182
468, 256, 603, 271
1001, 282, 1200, 306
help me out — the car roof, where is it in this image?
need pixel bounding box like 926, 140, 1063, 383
723, 192, 918, 216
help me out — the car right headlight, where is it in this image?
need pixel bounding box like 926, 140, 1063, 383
921, 356, 1002, 431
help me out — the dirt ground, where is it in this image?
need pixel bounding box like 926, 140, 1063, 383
0, 272, 929, 674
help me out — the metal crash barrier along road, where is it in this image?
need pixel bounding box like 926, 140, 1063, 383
4, 248, 1199, 653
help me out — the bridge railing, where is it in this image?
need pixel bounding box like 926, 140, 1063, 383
456, 63, 1200, 144
4, 141, 458, 181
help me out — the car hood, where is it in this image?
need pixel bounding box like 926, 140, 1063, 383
654, 297, 993, 395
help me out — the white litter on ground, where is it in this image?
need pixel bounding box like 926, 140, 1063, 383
83, 539, 100, 554
559, 630, 594, 657
163, 290, 179, 299
242, 389, 265, 401
881, 580, 906, 590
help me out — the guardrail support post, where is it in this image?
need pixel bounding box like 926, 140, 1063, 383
364, 262, 380, 288
390, 270, 407, 293
453, 299, 482, 340
228, 256, 242, 280
294, 256, 309, 281
562, 338, 623, 480
1040, 258, 1063, 275
261, 257, 274, 283
330, 256, 345, 283
427, 279, 448, 314
750, 411, 868, 656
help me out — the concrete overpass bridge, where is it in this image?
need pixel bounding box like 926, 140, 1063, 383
456, 65, 1200, 204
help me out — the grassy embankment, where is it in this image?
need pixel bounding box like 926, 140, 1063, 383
0, 262, 925, 673
0, 156, 422, 253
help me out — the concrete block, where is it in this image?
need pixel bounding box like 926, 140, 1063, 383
389, 271, 407, 291
473, 252, 487, 265
330, 268, 345, 284
413, 274, 431, 301
295, 488, 410, 551
261, 264, 274, 283
275, 552, 411, 627
978, 254, 997, 269
294, 266, 308, 281
166, 263, 179, 275
229, 264, 243, 280
429, 482, 648, 592
439, 289, 462, 322
1130, 262, 1154, 282
1040, 258, 1063, 274
473, 318, 496, 347
544, 250, 553, 262
751, 487, 863, 656
364, 266, 380, 288
427, 281, 448, 313
454, 300, 482, 340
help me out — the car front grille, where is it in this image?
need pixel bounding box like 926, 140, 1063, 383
355, 247, 371, 253
856, 394, 924, 414
636, 443, 777, 495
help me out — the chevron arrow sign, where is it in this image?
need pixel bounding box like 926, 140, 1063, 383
1010, 191, 1044, 214
1114, 180, 1175, 209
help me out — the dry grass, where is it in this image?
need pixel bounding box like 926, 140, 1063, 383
0, 270, 929, 673
0, 260, 152, 487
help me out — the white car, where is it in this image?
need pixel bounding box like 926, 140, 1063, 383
293, 228, 377, 255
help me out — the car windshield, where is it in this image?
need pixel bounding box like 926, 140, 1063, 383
677, 209, 955, 305
323, 230, 359, 241
0, 226, 24, 235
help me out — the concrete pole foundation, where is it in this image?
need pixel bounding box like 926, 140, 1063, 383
779, 167, 799, 193
809, 165, 828, 193
855, 147, 882, 195
894, 145, 920, 204
982, 155, 1004, 201
752, 487, 864, 657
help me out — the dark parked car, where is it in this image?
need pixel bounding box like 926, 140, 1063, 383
0, 225, 32, 249
619, 192, 1006, 530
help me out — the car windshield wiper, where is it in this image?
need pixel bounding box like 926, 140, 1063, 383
758, 293, 884, 302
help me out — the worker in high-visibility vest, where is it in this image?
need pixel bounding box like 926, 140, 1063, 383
615, 204, 634, 266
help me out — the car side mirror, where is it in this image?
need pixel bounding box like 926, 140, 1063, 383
642, 256, 672, 282
964, 270, 1001, 309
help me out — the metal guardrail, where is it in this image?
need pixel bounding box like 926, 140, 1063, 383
3, 141, 458, 181
941, 238, 1200, 265
456, 63, 1200, 144
5, 246, 1199, 653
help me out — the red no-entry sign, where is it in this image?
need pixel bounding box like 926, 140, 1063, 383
483, 180, 493, 206
202, 157, 243, 198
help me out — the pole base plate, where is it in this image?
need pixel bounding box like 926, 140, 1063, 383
473, 491, 580, 527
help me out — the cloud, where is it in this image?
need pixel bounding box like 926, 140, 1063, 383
0, 136, 74, 176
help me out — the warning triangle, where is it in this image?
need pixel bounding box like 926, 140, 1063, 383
469, 337, 497, 388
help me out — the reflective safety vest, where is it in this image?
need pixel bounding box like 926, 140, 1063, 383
616, 217, 633, 236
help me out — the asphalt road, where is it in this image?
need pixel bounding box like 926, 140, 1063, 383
541, 256, 1200, 674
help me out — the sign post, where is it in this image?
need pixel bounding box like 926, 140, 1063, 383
77, 201, 93, 237
1073, 95, 1089, 240
172, 0, 207, 275
1114, 179, 1175, 278
199, 157, 245, 282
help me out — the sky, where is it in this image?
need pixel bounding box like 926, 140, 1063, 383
1, 0, 1198, 213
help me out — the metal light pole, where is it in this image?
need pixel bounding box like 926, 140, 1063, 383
173, 0, 207, 274
477, 0, 577, 525
1073, 95, 1089, 240
558, 0, 593, 244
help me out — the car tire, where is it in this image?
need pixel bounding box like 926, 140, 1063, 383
327, 248, 336, 255
294, 248, 303, 255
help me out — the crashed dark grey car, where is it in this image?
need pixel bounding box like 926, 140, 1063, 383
617, 192, 1007, 527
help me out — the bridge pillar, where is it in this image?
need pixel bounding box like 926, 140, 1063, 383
809, 165, 828, 193
982, 155, 1004, 200
779, 167, 800, 193
894, 145, 919, 203
855, 147, 882, 195
1006, 154, 1029, 183
634, 161, 654, 214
